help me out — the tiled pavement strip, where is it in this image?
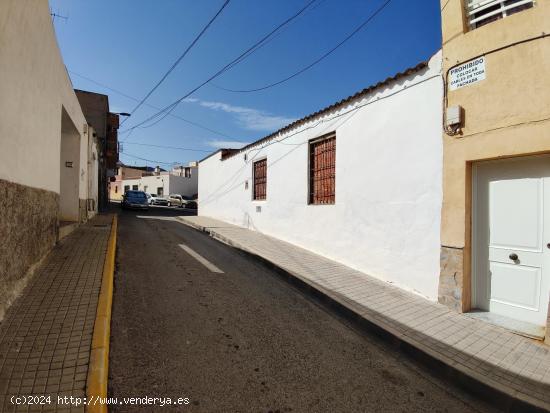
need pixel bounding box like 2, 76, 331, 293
177, 215, 550, 412
0, 215, 112, 413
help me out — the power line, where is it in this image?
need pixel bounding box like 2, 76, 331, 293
68, 70, 232, 139
121, 152, 180, 166
210, 0, 328, 79
246, 74, 441, 157
213, 0, 393, 93
120, 0, 320, 133
120, 0, 231, 126
123, 142, 212, 152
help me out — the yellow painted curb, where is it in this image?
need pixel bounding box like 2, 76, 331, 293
87, 215, 117, 413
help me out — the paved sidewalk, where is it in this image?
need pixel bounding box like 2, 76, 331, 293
178, 215, 550, 412
0, 215, 113, 413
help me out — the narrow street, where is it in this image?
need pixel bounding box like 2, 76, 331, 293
109, 207, 495, 413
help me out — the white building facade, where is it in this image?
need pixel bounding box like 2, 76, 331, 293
198, 52, 443, 300
122, 164, 198, 199
0, 1, 99, 319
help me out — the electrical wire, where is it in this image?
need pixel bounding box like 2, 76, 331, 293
123, 142, 212, 152
210, 0, 329, 78
213, 0, 392, 93
244, 74, 441, 157
122, 152, 179, 166
68, 70, 232, 139
119, 0, 320, 133
120, 0, 231, 126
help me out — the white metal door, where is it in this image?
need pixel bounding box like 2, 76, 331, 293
473, 156, 550, 327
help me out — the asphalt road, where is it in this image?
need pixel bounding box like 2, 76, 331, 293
109, 206, 497, 413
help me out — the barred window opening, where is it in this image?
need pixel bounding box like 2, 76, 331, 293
466, 0, 534, 29
253, 158, 267, 201
309, 135, 335, 205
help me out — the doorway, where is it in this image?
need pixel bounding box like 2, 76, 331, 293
59, 107, 80, 222
472, 155, 550, 337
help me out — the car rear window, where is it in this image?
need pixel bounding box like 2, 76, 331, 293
127, 191, 146, 199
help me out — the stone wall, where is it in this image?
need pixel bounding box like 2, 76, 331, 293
438, 246, 464, 313
0, 179, 58, 320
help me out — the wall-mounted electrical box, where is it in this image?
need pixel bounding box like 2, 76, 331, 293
446, 105, 463, 127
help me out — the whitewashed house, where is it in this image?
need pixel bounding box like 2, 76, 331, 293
122, 163, 198, 198
198, 51, 443, 300
0, 1, 100, 319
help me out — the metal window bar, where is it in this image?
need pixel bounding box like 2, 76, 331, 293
467, 0, 534, 29
309, 136, 335, 205
253, 159, 267, 200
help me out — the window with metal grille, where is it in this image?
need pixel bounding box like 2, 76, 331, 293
466, 0, 534, 29
309, 134, 335, 205
253, 158, 267, 201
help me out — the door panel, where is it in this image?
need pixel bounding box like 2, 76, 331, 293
489, 262, 541, 310
489, 178, 542, 251
473, 156, 550, 327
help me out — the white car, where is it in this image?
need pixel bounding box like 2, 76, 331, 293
148, 193, 169, 206
168, 194, 186, 208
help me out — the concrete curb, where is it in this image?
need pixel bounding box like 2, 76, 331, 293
86, 215, 117, 413
176, 217, 549, 413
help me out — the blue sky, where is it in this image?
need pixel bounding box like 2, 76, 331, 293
49, 0, 442, 168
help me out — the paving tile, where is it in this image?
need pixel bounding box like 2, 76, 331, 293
0, 217, 111, 412
180, 215, 550, 410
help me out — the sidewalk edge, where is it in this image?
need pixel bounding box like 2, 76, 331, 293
176, 216, 549, 413
86, 215, 117, 413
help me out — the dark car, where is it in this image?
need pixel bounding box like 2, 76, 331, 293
122, 191, 149, 210
185, 200, 197, 210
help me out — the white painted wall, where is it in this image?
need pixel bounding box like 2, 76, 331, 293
87, 126, 99, 218
199, 52, 443, 300
0, 1, 89, 197
123, 178, 145, 193
167, 173, 198, 198
122, 171, 198, 198
60, 126, 80, 221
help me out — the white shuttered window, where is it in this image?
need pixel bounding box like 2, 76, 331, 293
466, 0, 534, 29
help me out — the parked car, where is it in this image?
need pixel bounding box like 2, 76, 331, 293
185, 200, 197, 210
152, 195, 169, 206
122, 191, 149, 210
168, 194, 187, 208
146, 193, 154, 205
